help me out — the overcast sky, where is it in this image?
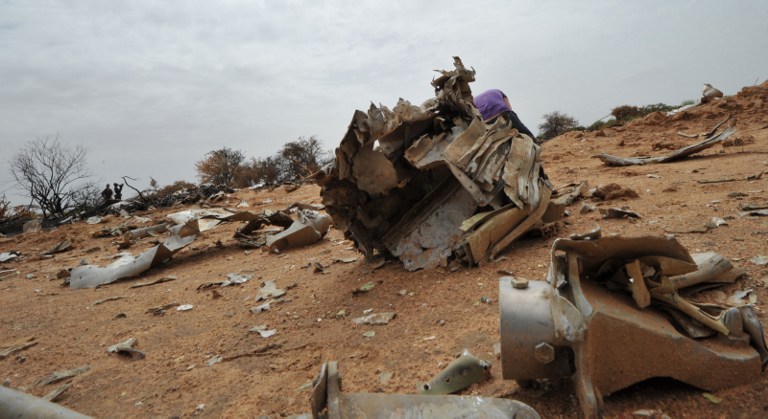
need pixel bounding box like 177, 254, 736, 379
1, 0, 767, 205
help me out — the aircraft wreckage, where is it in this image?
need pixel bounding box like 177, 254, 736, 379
317, 57, 557, 270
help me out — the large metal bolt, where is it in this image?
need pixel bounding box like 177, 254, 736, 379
534, 342, 555, 364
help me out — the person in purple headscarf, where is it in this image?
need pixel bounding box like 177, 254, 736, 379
474, 89, 537, 143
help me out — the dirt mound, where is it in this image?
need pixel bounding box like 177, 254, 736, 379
1, 80, 768, 418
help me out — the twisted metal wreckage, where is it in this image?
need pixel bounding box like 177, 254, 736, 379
5, 59, 767, 419
317, 57, 555, 271
500, 235, 768, 417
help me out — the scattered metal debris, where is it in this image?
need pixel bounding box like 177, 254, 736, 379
70, 210, 237, 288
593, 124, 736, 166
702, 83, 724, 103
256, 280, 286, 301
250, 325, 277, 338
92, 296, 126, 306
741, 209, 768, 217
106, 337, 145, 360
309, 361, 539, 418
0, 336, 37, 359
569, 226, 602, 241
197, 273, 252, 290
698, 171, 764, 184
419, 349, 491, 395
600, 207, 642, 219
352, 281, 376, 295
129, 275, 177, 289
176, 304, 193, 312
42, 239, 72, 256
250, 302, 271, 313
0, 251, 19, 263
43, 383, 71, 402
208, 343, 282, 366
352, 312, 396, 325
37, 365, 91, 386
317, 57, 554, 271
146, 302, 179, 315
499, 236, 765, 417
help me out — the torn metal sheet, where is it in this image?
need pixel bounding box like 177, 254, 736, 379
37, 365, 91, 386
419, 349, 491, 395
0, 252, 18, 263
0, 386, 91, 419
256, 280, 286, 301
106, 337, 145, 360
43, 383, 71, 402
310, 361, 539, 419
499, 236, 765, 417
593, 126, 736, 166
42, 239, 72, 255
317, 57, 553, 271
266, 210, 332, 253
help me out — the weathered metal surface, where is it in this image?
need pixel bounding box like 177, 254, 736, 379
418, 349, 490, 395
0, 385, 91, 418
499, 236, 766, 417
317, 57, 554, 270
311, 361, 540, 419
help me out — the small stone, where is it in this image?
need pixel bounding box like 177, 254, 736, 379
362, 331, 376, 338
511, 278, 529, 289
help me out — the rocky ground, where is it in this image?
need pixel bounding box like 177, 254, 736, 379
1, 82, 768, 418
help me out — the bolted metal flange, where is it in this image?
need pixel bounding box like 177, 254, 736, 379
534, 342, 555, 364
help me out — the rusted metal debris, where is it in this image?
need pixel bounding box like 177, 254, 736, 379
310, 361, 540, 419
317, 57, 553, 270
499, 236, 766, 417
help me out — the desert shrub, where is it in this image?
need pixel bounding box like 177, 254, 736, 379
538, 111, 580, 141
195, 147, 246, 187
611, 105, 644, 124
279, 136, 324, 182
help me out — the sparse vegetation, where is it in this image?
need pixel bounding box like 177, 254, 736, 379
195, 136, 328, 189
538, 111, 580, 141
10, 135, 95, 218
584, 102, 688, 133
